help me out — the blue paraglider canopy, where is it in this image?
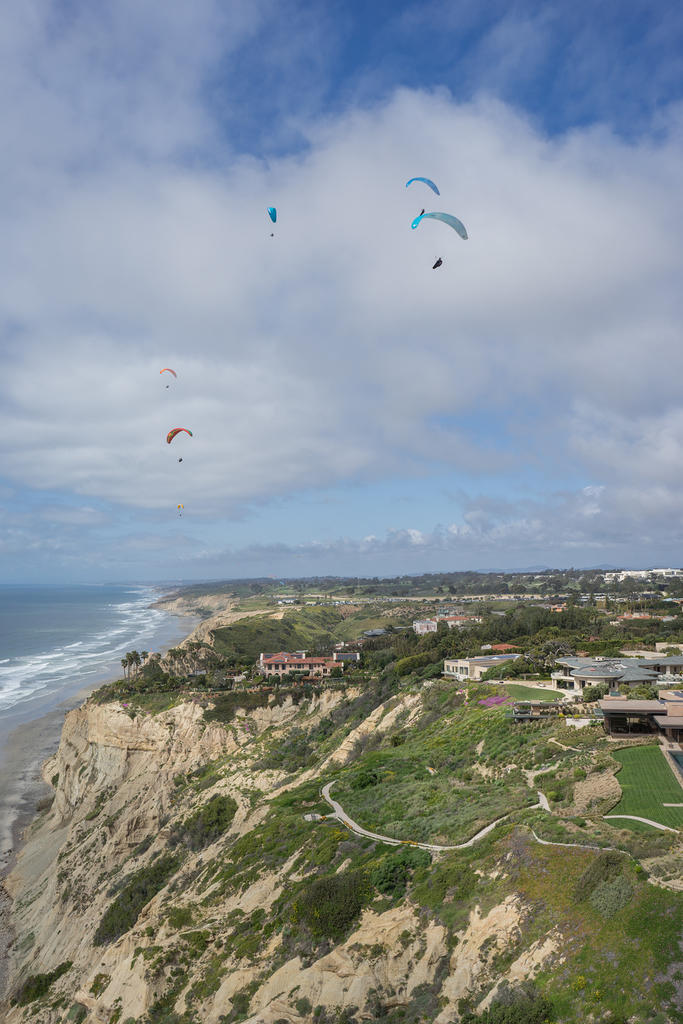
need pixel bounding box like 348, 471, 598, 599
411, 211, 468, 240
405, 177, 440, 196
267, 207, 277, 223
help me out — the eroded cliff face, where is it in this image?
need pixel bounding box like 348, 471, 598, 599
0, 691, 563, 1024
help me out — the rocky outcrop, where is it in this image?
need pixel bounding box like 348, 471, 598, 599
218, 905, 448, 1024
319, 693, 422, 771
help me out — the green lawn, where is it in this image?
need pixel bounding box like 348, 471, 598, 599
609, 745, 683, 829
501, 683, 563, 702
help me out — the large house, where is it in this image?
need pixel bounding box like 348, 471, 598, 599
413, 614, 482, 635
551, 655, 683, 694
443, 654, 521, 681
413, 619, 438, 635
600, 690, 683, 742
259, 651, 339, 679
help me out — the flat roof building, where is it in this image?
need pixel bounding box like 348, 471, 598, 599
600, 690, 683, 741
444, 654, 521, 681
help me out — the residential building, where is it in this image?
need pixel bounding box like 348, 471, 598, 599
599, 690, 683, 742
551, 655, 683, 694
259, 651, 339, 678
443, 654, 521, 681
413, 619, 438, 635
332, 651, 360, 663
440, 615, 483, 628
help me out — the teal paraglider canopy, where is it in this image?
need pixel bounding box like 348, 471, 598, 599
411, 211, 468, 240
405, 177, 440, 196
267, 207, 277, 223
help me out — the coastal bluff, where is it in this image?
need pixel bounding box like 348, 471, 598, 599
1, 681, 680, 1022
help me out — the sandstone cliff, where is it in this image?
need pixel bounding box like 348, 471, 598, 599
1, 682, 676, 1024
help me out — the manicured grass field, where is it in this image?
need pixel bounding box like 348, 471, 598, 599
609, 745, 683, 829
501, 683, 563, 702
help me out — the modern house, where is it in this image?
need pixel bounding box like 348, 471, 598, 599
443, 654, 521, 681
550, 655, 683, 694
599, 690, 683, 742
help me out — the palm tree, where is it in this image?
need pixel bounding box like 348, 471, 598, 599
120, 657, 129, 679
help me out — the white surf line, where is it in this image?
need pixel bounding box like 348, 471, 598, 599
603, 814, 679, 833
320, 780, 539, 852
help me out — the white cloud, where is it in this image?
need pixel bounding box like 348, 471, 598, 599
1, 2, 683, 577
2, 85, 682, 518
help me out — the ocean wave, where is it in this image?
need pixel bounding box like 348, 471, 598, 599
0, 589, 188, 715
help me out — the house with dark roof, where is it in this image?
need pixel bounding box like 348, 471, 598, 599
551, 656, 683, 694
599, 690, 683, 742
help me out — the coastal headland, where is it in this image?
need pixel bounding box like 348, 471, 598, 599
2, 571, 683, 1022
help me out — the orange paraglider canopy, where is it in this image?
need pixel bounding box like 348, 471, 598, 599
166, 428, 193, 444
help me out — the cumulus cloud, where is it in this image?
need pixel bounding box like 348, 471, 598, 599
1, 2, 683, 578
2, 86, 683, 514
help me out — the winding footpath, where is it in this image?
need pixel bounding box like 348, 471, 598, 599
603, 814, 679, 832
320, 781, 544, 852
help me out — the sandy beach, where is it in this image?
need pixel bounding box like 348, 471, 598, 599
0, 602, 203, 1002
0, 689, 93, 1001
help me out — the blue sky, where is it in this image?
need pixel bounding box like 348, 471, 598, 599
1, 0, 683, 583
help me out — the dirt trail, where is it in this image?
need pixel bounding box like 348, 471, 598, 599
320, 781, 539, 852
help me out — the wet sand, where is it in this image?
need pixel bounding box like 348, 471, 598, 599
0, 609, 201, 1002
0, 685, 98, 1001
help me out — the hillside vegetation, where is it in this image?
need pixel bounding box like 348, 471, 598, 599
4, 588, 683, 1024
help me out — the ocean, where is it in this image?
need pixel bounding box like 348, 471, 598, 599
0, 583, 196, 868
0, 583, 191, 730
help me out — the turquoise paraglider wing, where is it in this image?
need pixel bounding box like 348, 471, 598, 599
267, 207, 277, 223
411, 211, 468, 240
405, 177, 440, 196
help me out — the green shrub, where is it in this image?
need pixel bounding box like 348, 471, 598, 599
351, 767, 381, 790
370, 847, 431, 898
573, 850, 625, 902
66, 1003, 87, 1022
292, 870, 370, 940
89, 973, 110, 997
94, 855, 180, 945
257, 727, 314, 770
167, 906, 195, 929
460, 981, 555, 1022
15, 961, 72, 1005
394, 651, 436, 676
589, 874, 633, 917
231, 989, 252, 1017
168, 794, 237, 852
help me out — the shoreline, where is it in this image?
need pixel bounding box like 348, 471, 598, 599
0, 600, 202, 1002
